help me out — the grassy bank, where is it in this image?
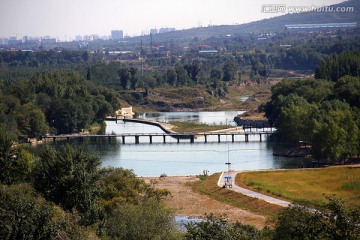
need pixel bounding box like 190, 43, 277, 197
237, 167, 360, 208
170, 121, 230, 133
190, 173, 282, 219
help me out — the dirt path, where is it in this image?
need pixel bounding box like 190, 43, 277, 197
218, 171, 291, 207
144, 176, 266, 228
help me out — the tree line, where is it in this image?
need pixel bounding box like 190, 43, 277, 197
264, 51, 360, 162
0, 133, 180, 239
0, 70, 119, 139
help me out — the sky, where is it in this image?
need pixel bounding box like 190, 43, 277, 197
0, 0, 347, 41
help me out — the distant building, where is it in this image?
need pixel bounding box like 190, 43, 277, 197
92, 34, 100, 41
199, 50, 218, 53
41, 37, 57, 44
83, 35, 93, 42
23, 36, 40, 44
100, 35, 110, 40
150, 28, 158, 35
159, 27, 176, 33
150, 27, 175, 34
116, 107, 135, 119
8, 37, 22, 46
111, 30, 123, 40
75, 35, 83, 41
0, 38, 8, 45
285, 22, 357, 31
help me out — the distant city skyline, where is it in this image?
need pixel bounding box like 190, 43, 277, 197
0, 0, 347, 41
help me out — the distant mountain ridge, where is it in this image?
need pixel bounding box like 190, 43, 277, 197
134, 0, 360, 42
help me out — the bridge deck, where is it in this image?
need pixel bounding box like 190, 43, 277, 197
44, 131, 274, 144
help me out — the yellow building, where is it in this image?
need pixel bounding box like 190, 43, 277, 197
116, 106, 135, 119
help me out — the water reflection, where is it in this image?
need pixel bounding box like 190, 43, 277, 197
27, 112, 310, 177
137, 111, 244, 126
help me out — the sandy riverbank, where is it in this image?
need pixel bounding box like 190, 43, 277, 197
144, 176, 266, 228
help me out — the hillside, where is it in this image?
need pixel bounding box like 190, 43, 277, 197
132, 0, 360, 43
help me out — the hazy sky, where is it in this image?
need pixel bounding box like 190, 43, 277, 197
0, 0, 347, 40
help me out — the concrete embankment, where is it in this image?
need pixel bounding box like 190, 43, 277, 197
123, 118, 176, 133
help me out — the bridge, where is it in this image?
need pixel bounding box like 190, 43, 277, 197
43, 131, 274, 144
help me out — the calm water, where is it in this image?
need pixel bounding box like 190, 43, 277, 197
30, 111, 310, 177
136, 111, 244, 126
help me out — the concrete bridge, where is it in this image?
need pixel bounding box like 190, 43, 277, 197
44, 131, 274, 144
44, 118, 274, 144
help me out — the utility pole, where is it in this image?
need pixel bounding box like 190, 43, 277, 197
140, 40, 144, 77
224, 144, 232, 188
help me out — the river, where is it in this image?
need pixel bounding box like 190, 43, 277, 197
31, 111, 310, 177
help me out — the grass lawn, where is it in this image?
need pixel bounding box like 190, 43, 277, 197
170, 121, 230, 133
189, 173, 282, 218
237, 167, 360, 208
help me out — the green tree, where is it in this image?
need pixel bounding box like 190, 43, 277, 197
210, 68, 222, 80
222, 61, 237, 81
275, 94, 317, 142
119, 67, 131, 90
184, 61, 201, 82
129, 67, 138, 90
311, 101, 359, 161
0, 132, 33, 184
0, 184, 91, 240
334, 76, 360, 107
166, 68, 177, 86
103, 200, 180, 240
315, 51, 360, 82
0, 184, 57, 240
32, 145, 101, 224
175, 64, 190, 86
185, 214, 265, 240
274, 197, 360, 240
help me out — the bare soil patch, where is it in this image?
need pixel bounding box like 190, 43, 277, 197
144, 176, 267, 228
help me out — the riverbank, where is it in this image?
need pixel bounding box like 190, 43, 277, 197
144, 176, 267, 229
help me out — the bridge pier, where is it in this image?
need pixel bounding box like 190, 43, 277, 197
45, 131, 274, 145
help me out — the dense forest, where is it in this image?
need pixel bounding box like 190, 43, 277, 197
0, 71, 119, 138
264, 51, 360, 162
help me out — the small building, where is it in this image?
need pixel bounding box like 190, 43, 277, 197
116, 106, 135, 119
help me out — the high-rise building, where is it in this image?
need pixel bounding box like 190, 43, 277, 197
111, 30, 123, 40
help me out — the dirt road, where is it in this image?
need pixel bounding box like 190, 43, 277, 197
144, 176, 266, 228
